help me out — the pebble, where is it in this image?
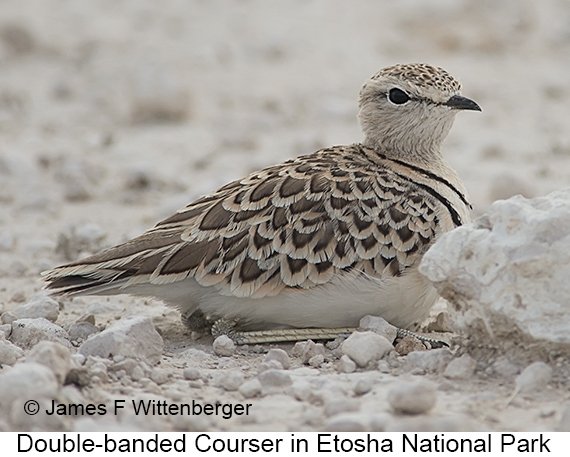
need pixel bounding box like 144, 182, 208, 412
24, 341, 71, 385
0, 362, 59, 410
13, 293, 60, 322
388, 379, 437, 415
213, 335, 236, 356
0, 337, 24, 366
264, 348, 290, 369
290, 379, 312, 402
405, 348, 453, 373
341, 331, 393, 368
78, 316, 163, 365
238, 378, 262, 398
150, 368, 169, 385
220, 370, 245, 391
257, 359, 283, 373
515, 361, 553, 394
68, 321, 99, 341
292, 340, 325, 364
444, 354, 477, 380
183, 367, 201, 381
10, 318, 71, 349
353, 377, 373, 396
377, 360, 391, 373
1, 312, 17, 325
359, 315, 397, 343
258, 369, 292, 391
323, 414, 368, 432
0, 324, 10, 339
338, 355, 356, 373
308, 354, 325, 368
394, 335, 426, 355
109, 358, 140, 378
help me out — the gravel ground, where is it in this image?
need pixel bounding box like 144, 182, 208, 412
1, 0, 570, 432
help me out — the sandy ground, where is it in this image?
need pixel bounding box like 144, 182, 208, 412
1, 0, 570, 432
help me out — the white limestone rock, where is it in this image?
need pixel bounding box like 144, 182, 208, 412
420, 189, 570, 346
78, 316, 163, 365
342, 331, 393, 368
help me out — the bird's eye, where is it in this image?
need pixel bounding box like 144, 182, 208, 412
388, 88, 410, 105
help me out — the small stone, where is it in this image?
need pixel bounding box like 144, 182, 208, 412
353, 377, 373, 396
183, 367, 201, 381
359, 315, 398, 343
14, 293, 60, 322
515, 362, 553, 394
131, 366, 145, 382
290, 379, 312, 402
24, 341, 71, 385
338, 355, 356, 373
213, 335, 236, 356
0, 363, 59, 410
426, 312, 454, 333
292, 340, 325, 364
220, 370, 245, 391
78, 316, 163, 365
239, 379, 262, 398
342, 331, 393, 368
323, 415, 368, 432
388, 379, 437, 415
308, 354, 325, 367
394, 335, 427, 355
68, 321, 99, 341
258, 369, 292, 391
10, 318, 71, 349
444, 354, 477, 380
377, 360, 391, 373
150, 368, 169, 385
264, 348, 290, 369
405, 348, 453, 373
1, 312, 17, 325
257, 359, 283, 374
0, 337, 24, 366
0, 324, 11, 339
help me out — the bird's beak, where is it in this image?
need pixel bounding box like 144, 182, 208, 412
445, 95, 482, 111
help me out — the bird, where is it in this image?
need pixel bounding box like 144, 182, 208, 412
43, 63, 481, 344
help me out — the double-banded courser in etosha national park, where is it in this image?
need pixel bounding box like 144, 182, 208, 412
43, 63, 481, 344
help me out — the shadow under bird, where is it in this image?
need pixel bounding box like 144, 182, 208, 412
43, 63, 481, 344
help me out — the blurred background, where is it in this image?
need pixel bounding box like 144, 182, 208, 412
1, 0, 570, 294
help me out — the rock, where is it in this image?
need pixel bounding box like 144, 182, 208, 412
420, 189, 570, 349
10, 318, 71, 349
342, 331, 393, 367
338, 355, 356, 373
213, 335, 236, 356
359, 315, 397, 343
0, 337, 24, 366
292, 340, 325, 364
183, 367, 201, 381
0, 363, 59, 410
68, 321, 99, 341
353, 377, 373, 396
257, 359, 283, 373
264, 348, 290, 369
290, 379, 312, 402
0, 324, 11, 339
394, 335, 426, 355
444, 354, 477, 380
219, 370, 245, 391
388, 379, 437, 415
558, 405, 570, 432
150, 368, 169, 385
308, 354, 324, 367
239, 378, 262, 398
405, 348, 453, 373
1, 312, 17, 325
515, 362, 553, 394
13, 293, 59, 322
426, 312, 454, 333
258, 369, 292, 392
323, 414, 368, 432
24, 341, 71, 384
78, 316, 163, 365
